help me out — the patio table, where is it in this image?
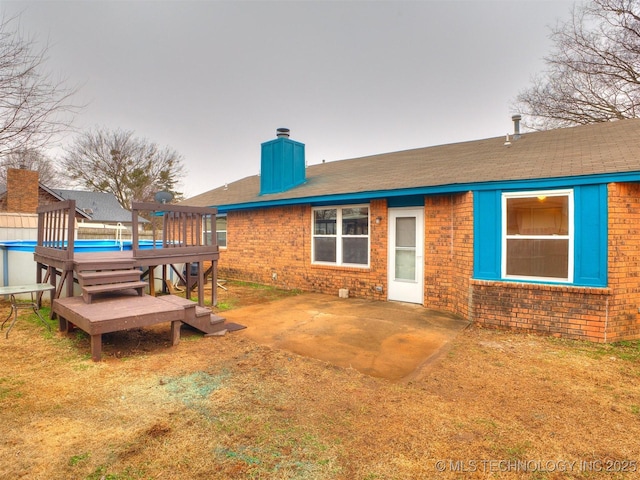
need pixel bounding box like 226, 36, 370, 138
0, 283, 55, 338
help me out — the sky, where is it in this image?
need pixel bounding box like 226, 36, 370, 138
2, 0, 576, 199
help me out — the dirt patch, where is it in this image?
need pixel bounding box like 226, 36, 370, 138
2, 281, 640, 479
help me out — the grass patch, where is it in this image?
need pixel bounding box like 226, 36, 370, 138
548, 337, 640, 362
215, 298, 239, 311
0, 377, 24, 400
68, 452, 90, 466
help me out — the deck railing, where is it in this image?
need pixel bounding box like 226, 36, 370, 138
35, 200, 76, 262
131, 202, 218, 259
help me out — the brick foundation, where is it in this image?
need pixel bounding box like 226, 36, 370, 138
469, 280, 612, 341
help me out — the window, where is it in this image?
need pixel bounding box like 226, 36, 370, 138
216, 216, 227, 247
203, 214, 227, 247
502, 190, 573, 282
312, 206, 369, 266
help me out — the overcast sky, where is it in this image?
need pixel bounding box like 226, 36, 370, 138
2, 0, 575, 199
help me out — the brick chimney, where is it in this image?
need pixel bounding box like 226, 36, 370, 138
6, 167, 39, 213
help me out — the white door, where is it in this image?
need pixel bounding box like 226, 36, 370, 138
388, 208, 424, 304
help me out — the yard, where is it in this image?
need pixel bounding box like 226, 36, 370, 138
1, 281, 640, 479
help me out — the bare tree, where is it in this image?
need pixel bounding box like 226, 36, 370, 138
0, 148, 64, 186
515, 0, 640, 130
0, 14, 79, 156
62, 127, 185, 210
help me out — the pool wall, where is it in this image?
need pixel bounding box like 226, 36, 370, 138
0, 240, 167, 299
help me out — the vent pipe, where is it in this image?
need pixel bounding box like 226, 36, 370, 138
512, 114, 522, 140
276, 127, 290, 138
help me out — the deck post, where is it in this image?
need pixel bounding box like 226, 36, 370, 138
212, 259, 218, 306
197, 261, 205, 307
171, 320, 181, 346
148, 268, 156, 297
90, 334, 102, 362
58, 314, 68, 333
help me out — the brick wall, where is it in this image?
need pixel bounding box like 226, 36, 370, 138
605, 182, 640, 341
219, 195, 473, 303
424, 192, 474, 317
5, 169, 39, 213
218, 199, 389, 299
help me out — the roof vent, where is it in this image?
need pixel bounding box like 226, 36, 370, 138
512, 114, 522, 140
276, 127, 290, 138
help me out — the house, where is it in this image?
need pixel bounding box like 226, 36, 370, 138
181, 120, 640, 342
0, 168, 141, 239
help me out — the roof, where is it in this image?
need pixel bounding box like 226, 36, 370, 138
51, 189, 134, 223
183, 119, 640, 210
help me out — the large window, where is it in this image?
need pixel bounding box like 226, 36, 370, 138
312, 206, 369, 266
502, 190, 573, 282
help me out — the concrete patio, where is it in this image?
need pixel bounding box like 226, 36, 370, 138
221, 293, 471, 381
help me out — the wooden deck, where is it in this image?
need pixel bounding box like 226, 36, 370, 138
36, 200, 227, 360
34, 200, 221, 306
53, 292, 190, 361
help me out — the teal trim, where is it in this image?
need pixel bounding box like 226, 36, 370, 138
387, 195, 425, 207
213, 171, 640, 212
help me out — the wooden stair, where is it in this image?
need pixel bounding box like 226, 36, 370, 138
77, 269, 146, 304
157, 294, 227, 336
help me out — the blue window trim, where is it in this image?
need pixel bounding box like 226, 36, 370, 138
474, 184, 607, 287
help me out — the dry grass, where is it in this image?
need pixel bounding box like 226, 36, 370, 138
1, 281, 640, 479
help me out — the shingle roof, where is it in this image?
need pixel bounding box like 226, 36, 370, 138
183, 119, 640, 208
52, 189, 133, 223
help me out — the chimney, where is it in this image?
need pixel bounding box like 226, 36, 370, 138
260, 128, 306, 195
512, 114, 522, 140
6, 168, 39, 213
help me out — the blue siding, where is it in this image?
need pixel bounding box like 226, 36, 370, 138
473, 185, 608, 286
574, 184, 608, 286
473, 190, 501, 280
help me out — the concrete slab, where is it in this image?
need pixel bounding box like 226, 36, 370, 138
221, 293, 470, 381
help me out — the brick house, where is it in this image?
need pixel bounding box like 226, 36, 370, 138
182, 120, 640, 342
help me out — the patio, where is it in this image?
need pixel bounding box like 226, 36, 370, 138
221, 292, 470, 381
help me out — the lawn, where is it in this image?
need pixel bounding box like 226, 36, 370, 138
1, 281, 639, 479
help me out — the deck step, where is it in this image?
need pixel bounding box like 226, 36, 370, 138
187, 313, 227, 337
82, 281, 147, 304
157, 294, 227, 336
78, 270, 142, 286
74, 259, 137, 271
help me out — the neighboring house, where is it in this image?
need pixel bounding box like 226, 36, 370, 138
50, 189, 136, 228
0, 168, 139, 238
182, 120, 640, 342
